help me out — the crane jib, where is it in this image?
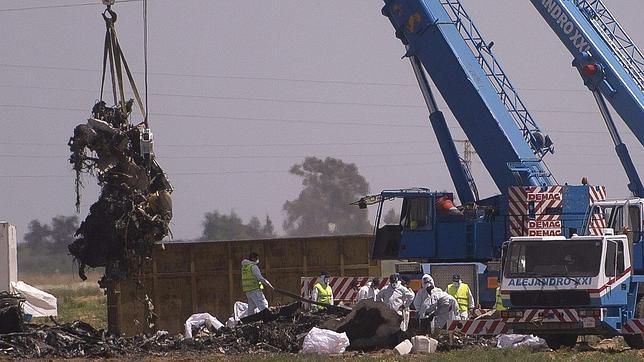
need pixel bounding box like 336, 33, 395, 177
538, 0, 591, 53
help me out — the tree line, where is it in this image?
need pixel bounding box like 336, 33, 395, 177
19, 157, 379, 273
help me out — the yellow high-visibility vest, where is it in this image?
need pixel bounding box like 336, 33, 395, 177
447, 282, 471, 313
495, 286, 507, 311
241, 263, 263, 292
314, 282, 333, 306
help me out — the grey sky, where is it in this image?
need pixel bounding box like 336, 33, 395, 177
1, 0, 642, 242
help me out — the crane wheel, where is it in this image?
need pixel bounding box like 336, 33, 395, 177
624, 296, 644, 349
544, 334, 577, 350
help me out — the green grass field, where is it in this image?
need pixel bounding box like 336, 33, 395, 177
14, 273, 644, 360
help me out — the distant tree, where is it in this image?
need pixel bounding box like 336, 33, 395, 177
23, 220, 52, 247
19, 215, 79, 273
23, 215, 78, 253
49, 215, 80, 254
383, 208, 400, 225
283, 156, 372, 236
201, 210, 276, 241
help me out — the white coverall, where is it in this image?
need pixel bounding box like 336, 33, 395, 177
376, 281, 415, 331
241, 259, 273, 316
356, 282, 379, 301
416, 287, 459, 329
412, 274, 435, 313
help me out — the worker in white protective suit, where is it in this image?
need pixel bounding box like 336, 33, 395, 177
413, 274, 436, 331
356, 278, 381, 302
415, 281, 459, 330
412, 274, 435, 313
240, 252, 274, 317
376, 274, 415, 331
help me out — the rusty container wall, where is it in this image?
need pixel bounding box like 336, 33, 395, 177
107, 234, 378, 335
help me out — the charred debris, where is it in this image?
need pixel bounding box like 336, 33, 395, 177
67, 6, 172, 286
0, 300, 495, 358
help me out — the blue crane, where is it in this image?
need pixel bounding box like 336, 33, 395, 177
361, 0, 604, 307
529, 0, 644, 197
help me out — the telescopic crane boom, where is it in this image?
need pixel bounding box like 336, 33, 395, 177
530, 0, 644, 196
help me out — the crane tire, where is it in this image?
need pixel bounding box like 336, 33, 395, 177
624, 295, 644, 349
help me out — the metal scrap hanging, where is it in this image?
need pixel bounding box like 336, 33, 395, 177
67, 5, 172, 284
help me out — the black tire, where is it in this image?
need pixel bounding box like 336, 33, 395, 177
544, 334, 577, 350
624, 296, 644, 349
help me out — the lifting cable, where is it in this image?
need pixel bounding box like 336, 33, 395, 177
99, 4, 147, 127
143, 0, 149, 127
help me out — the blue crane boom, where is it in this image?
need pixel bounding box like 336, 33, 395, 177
362, 0, 607, 308
383, 0, 555, 196
529, 0, 644, 196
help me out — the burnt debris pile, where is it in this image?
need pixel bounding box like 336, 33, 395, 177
0, 307, 336, 358
68, 100, 173, 283
0, 302, 498, 358
321, 299, 404, 351
0, 292, 24, 334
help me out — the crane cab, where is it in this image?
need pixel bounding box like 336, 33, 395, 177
585, 198, 644, 273
368, 188, 506, 262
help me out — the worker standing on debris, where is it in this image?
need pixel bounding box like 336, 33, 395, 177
310, 271, 334, 310
415, 280, 459, 330
376, 274, 415, 310
413, 274, 435, 331
447, 274, 475, 319
241, 252, 274, 316
357, 278, 380, 301
413, 274, 435, 312
376, 274, 414, 330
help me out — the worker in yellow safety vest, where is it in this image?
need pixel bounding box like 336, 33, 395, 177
241, 252, 274, 317
446, 274, 475, 320
310, 271, 334, 310
495, 286, 507, 311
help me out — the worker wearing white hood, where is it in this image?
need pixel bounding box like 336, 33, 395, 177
240, 252, 274, 316
414, 273, 458, 330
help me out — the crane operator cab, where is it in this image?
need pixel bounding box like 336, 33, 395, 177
356, 188, 505, 262
585, 198, 643, 273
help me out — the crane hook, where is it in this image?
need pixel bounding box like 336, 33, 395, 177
102, 7, 117, 24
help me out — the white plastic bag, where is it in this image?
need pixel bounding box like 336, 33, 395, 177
184, 313, 223, 339
497, 334, 546, 349
301, 327, 350, 354
10, 281, 57, 317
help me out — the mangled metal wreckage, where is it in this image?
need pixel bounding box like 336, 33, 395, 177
68, 101, 173, 283
67, 6, 173, 284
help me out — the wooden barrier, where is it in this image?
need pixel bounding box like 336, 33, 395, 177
107, 234, 379, 335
